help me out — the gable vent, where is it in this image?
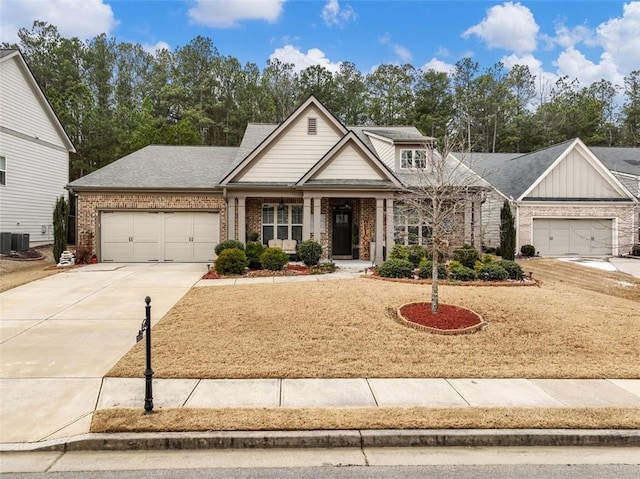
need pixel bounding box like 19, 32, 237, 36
307, 117, 317, 135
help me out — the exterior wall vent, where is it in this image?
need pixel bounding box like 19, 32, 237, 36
308, 117, 317, 135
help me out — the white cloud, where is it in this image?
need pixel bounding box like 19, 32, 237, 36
501, 53, 558, 98
595, 1, 640, 74
321, 0, 356, 27
0, 0, 117, 44
552, 24, 595, 49
463, 2, 538, 54
188, 0, 285, 28
379, 32, 412, 63
554, 47, 624, 88
142, 41, 171, 55
269, 45, 341, 73
420, 58, 455, 75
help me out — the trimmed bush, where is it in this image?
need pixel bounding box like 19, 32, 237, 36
245, 241, 266, 270
377, 258, 414, 278
453, 244, 480, 268
520, 244, 536, 257
248, 232, 260, 242
496, 259, 524, 280
473, 260, 485, 273
406, 244, 427, 267
260, 247, 289, 271
418, 259, 447, 279
389, 243, 409, 261
215, 248, 248, 275
298, 240, 322, 266
478, 263, 509, 281
449, 265, 477, 281
214, 239, 245, 256
482, 253, 495, 264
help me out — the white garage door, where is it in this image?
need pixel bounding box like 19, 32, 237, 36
101, 211, 219, 262
532, 218, 612, 256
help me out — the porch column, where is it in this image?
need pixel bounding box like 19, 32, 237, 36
237, 197, 246, 243
385, 198, 394, 259
464, 201, 472, 244
313, 197, 322, 242
375, 198, 384, 264
473, 198, 482, 250
227, 197, 236, 240
303, 197, 311, 240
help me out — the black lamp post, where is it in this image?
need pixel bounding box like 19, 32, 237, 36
136, 296, 154, 414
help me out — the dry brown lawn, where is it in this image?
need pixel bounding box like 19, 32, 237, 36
92, 406, 640, 432
108, 259, 640, 379
0, 246, 59, 292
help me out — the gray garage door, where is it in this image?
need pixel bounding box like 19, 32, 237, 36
532, 218, 612, 256
101, 211, 219, 262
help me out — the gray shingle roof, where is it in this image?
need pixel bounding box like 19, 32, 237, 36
68, 145, 238, 189
235, 123, 278, 162
0, 49, 18, 59
590, 146, 640, 176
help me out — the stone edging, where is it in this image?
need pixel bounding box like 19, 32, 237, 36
362, 275, 539, 287
395, 302, 487, 335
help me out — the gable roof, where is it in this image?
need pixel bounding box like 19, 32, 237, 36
590, 146, 640, 177
0, 49, 75, 152
67, 145, 238, 190
296, 131, 401, 188
221, 95, 348, 185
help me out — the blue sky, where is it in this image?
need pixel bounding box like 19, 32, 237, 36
1, 1, 639, 90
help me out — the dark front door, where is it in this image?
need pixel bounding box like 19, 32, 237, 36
332, 210, 352, 256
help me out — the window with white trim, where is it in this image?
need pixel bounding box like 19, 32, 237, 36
0, 156, 5, 185
394, 205, 432, 245
400, 149, 427, 169
262, 204, 303, 244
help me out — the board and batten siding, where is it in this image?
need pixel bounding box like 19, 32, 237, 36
238, 106, 343, 182
315, 144, 383, 181
0, 132, 69, 244
0, 56, 64, 147
528, 149, 626, 199
368, 136, 395, 170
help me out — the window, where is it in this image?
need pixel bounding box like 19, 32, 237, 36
394, 205, 432, 245
307, 117, 317, 135
263, 203, 303, 244
0, 156, 5, 185
400, 149, 427, 169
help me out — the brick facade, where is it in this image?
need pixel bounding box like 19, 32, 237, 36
518, 203, 638, 255
76, 192, 226, 254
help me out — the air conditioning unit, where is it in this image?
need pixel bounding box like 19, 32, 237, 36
11, 233, 30, 251
0, 232, 11, 254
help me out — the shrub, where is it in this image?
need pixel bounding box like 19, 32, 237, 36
496, 259, 524, 280
298, 240, 322, 266
245, 241, 266, 270
478, 263, 509, 281
248, 232, 260, 242
520, 244, 536, 257
406, 244, 427, 267
482, 253, 494, 264
377, 258, 414, 278
418, 259, 447, 279
448, 260, 462, 270
53, 195, 69, 263
215, 239, 245, 256
500, 200, 516, 260
260, 247, 289, 271
453, 244, 480, 268
389, 243, 409, 261
632, 244, 640, 256
473, 260, 485, 273
215, 248, 248, 275
483, 246, 497, 254
449, 265, 476, 281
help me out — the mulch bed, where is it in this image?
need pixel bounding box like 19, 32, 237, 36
202, 263, 327, 280
396, 302, 486, 335
365, 273, 538, 287
0, 248, 44, 261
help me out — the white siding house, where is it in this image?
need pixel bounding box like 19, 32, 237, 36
0, 50, 75, 247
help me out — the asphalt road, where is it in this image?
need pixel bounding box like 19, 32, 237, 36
2, 464, 640, 479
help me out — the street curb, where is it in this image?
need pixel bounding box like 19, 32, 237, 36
2, 429, 639, 452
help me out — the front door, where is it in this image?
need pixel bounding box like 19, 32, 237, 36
332, 209, 352, 257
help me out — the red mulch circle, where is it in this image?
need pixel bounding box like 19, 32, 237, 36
399, 302, 483, 331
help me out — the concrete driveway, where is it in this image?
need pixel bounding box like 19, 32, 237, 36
0, 262, 205, 443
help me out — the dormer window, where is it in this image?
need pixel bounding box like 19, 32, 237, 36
307, 117, 317, 135
400, 149, 427, 169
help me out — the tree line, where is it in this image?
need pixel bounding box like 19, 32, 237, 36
4, 21, 639, 180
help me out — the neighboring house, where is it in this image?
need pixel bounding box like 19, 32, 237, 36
463, 139, 640, 257
67, 96, 486, 264
0, 49, 75, 247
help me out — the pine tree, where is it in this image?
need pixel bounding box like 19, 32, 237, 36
500, 200, 516, 260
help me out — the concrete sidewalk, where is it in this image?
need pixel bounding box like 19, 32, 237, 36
97, 377, 640, 409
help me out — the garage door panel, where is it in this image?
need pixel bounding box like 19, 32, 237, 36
101, 213, 132, 243
532, 218, 612, 256
132, 213, 161, 243
102, 242, 131, 263
193, 213, 219, 242
164, 243, 193, 262
164, 214, 192, 243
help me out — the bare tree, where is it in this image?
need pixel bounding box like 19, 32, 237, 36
395, 134, 489, 313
